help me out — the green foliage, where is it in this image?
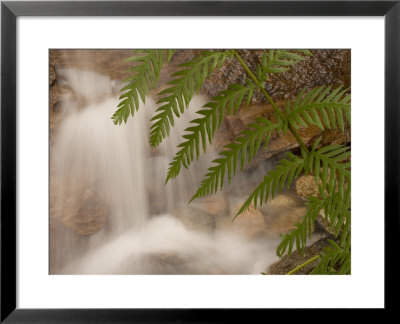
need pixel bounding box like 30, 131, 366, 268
274, 141, 351, 273
311, 234, 351, 274
112, 50, 175, 125
149, 50, 234, 147
234, 152, 305, 218
189, 117, 282, 202
276, 196, 323, 257
283, 86, 351, 132
306, 139, 351, 196
257, 49, 313, 80
113, 49, 351, 275
166, 80, 257, 183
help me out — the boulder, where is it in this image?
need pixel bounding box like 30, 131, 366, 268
227, 205, 267, 238
264, 193, 300, 209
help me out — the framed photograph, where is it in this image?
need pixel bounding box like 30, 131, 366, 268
1, 0, 397, 321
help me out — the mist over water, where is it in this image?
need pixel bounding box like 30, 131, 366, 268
50, 68, 281, 275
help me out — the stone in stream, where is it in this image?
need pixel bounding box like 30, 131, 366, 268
256, 193, 306, 236
225, 205, 267, 239
173, 206, 216, 232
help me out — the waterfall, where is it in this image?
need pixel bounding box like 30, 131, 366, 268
50, 68, 281, 275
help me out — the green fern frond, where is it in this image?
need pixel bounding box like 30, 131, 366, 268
276, 191, 350, 260
320, 185, 351, 238
284, 86, 351, 132
311, 234, 351, 274
189, 118, 283, 203
112, 50, 175, 125
276, 196, 324, 257
276, 188, 350, 258
305, 142, 351, 201
257, 49, 312, 81
234, 151, 305, 218
165, 80, 256, 183
149, 50, 234, 147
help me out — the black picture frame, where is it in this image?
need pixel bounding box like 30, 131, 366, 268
1, 0, 398, 321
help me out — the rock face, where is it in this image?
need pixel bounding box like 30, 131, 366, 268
202, 49, 351, 168
171, 49, 350, 103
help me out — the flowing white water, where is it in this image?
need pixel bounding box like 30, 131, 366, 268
50, 69, 281, 275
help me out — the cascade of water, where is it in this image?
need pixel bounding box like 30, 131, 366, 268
50, 68, 281, 275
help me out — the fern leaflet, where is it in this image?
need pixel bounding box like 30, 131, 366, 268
275, 141, 350, 263
320, 186, 351, 238
257, 49, 312, 81
311, 234, 351, 274
284, 86, 351, 132
165, 80, 256, 183
276, 196, 324, 257
189, 118, 282, 203
305, 140, 351, 202
112, 50, 175, 125
149, 50, 234, 147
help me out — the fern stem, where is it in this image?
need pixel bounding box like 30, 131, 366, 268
232, 50, 309, 154
286, 255, 320, 275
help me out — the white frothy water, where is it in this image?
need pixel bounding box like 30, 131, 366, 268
50, 69, 280, 275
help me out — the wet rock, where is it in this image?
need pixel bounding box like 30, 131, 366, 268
227, 205, 267, 238
259, 194, 306, 236
173, 206, 216, 232
266, 237, 332, 275
265, 193, 300, 209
